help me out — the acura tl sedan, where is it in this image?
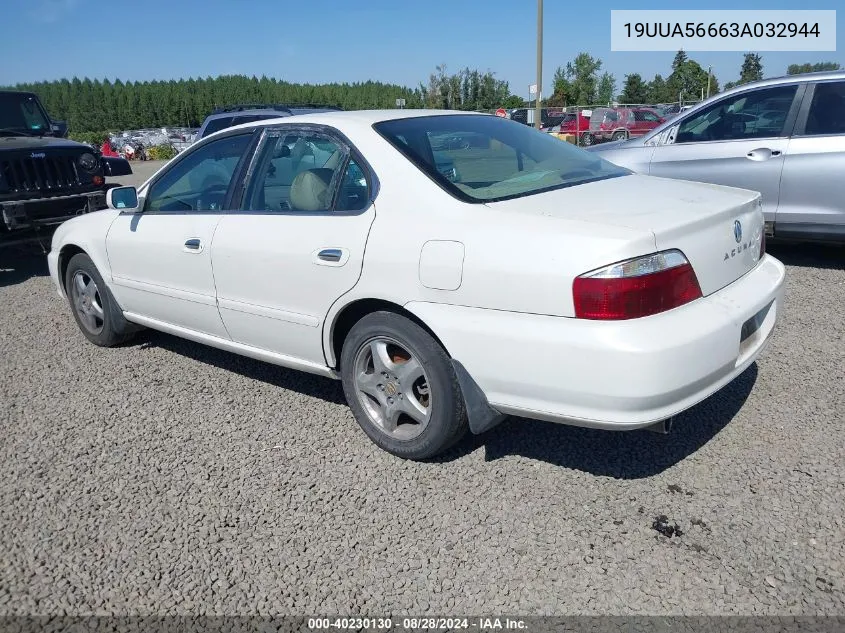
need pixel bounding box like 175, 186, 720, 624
48, 110, 785, 460
589, 71, 845, 244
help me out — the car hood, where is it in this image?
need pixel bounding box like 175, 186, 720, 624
486, 174, 765, 296
0, 135, 91, 151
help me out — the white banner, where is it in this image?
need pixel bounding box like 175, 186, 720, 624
611, 10, 836, 51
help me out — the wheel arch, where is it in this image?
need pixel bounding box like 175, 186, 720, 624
325, 297, 450, 370
57, 243, 88, 295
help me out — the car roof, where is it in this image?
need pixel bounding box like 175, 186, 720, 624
199, 109, 482, 140
720, 69, 845, 95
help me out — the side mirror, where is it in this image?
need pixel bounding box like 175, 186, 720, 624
106, 186, 140, 212
50, 121, 68, 138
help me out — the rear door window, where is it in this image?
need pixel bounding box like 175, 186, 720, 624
803, 81, 845, 135
242, 130, 350, 212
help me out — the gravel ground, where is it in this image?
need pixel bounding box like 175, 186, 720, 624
1, 206, 843, 615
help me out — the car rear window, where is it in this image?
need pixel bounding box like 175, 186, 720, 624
201, 116, 234, 138
374, 114, 629, 203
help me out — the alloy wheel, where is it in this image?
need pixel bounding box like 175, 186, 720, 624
70, 271, 105, 335
353, 337, 432, 441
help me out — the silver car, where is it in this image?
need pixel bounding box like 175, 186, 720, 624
589, 71, 845, 243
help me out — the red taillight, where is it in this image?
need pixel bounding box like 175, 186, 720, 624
92, 175, 104, 186
573, 250, 703, 320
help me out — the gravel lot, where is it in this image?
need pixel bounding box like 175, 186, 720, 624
1, 165, 843, 615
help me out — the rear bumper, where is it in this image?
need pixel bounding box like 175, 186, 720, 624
405, 254, 786, 430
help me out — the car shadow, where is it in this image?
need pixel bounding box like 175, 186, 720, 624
437, 363, 758, 479
136, 328, 756, 478
767, 241, 845, 271
0, 243, 50, 288
134, 329, 347, 405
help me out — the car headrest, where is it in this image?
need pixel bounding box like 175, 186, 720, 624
289, 168, 334, 211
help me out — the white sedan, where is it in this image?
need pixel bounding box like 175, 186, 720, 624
47, 110, 786, 460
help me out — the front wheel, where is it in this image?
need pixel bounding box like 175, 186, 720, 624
340, 311, 468, 460
580, 132, 594, 147
65, 253, 137, 347
611, 130, 628, 141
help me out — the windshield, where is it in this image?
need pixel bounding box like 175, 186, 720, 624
0, 93, 50, 134
374, 114, 629, 202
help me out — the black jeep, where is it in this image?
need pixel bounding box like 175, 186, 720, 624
0, 90, 132, 246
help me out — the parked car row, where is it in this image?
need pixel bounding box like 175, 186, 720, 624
539, 106, 666, 146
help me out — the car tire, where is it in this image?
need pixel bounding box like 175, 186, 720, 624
340, 311, 468, 460
65, 253, 138, 347
580, 132, 594, 147
612, 130, 628, 141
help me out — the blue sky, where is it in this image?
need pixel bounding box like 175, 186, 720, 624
2, 0, 842, 96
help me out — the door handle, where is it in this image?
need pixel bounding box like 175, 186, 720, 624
314, 247, 349, 266
183, 238, 203, 253
746, 148, 781, 161
317, 248, 342, 262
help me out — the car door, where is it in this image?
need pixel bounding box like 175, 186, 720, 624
647, 83, 804, 221
211, 126, 376, 365
106, 131, 255, 337
776, 79, 845, 239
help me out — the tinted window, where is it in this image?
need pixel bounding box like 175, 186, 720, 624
804, 81, 845, 135
201, 116, 234, 138
375, 115, 629, 203
337, 158, 370, 211
232, 114, 283, 127
243, 132, 349, 212
145, 133, 252, 212
676, 85, 797, 143
0, 93, 50, 132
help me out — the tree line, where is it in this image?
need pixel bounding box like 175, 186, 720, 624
7, 69, 524, 135
8, 75, 428, 133
5, 55, 841, 135
551, 52, 841, 107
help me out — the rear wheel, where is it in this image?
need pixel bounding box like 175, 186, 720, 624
65, 253, 137, 347
340, 311, 468, 460
580, 132, 594, 147
612, 130, 628, 141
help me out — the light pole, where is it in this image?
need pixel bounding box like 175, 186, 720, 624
706, 65, 712, 99
534, 0, 543, 129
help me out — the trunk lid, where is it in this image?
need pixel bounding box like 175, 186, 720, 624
487, 174, 765, 296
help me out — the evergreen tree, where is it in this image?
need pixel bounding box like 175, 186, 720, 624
619, 73, 648, 104
739, 53, 764, 85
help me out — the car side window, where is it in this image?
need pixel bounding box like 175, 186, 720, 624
145, 133, 252, 212
636, 110, 660, 122
804, 81, 845, 135
336, 158, 370, 211
675, 85, 797, 143
243, 132, 349, 212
